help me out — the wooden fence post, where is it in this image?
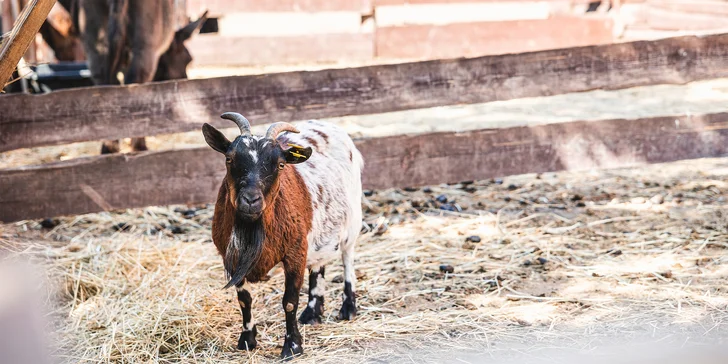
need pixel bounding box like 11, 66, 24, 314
0, 0, 56, 88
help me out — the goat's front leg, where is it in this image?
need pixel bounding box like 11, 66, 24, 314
235, 280, 257, 351
281, 259, 305, 360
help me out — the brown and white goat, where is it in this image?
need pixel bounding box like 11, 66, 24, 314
202, 112, 363, 359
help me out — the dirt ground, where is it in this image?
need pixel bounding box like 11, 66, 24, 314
1, 154, 726, 363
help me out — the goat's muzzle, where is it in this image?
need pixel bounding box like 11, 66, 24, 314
236, 190, 265, 220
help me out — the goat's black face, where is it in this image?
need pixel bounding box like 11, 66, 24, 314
202, 124, 312, 221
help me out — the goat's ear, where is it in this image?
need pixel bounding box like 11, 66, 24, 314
283, 144, 313, 164
202, 123, 230, 154
177, 10, 208, 41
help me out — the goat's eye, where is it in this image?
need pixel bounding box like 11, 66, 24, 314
225, 157, 231, 164
278, 162, 285, 170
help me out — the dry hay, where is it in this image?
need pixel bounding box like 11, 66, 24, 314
1, 157, 728, 363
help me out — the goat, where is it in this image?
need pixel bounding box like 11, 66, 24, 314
72, 0, 207, 154
202, 112, 363, 359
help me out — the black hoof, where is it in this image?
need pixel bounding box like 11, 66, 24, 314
337, 299, 357, 321
298, 306, 323, 325
280, 335, 303, 360
237, 326, 257, 351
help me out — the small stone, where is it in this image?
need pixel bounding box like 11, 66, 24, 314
169, 225, 184, 234
660, 270, 673, 279
523, 260, 532, 267
464, 186, 477, 193
462, 242, 477, 250
436, 194, 448, 203
439, 265, 454, 274
537, 257, 548, 265
504, 196, 512, 202
179, 209, 197, 218
363, 190, 374, 197
40, 218, 59, 229
439, 204, 457, 212
576, 202, 586, 207
494, 178, 503, 185
423, 187, 433, 193
571, 194, 583, 201
507, 184, 518, 191
649, 194, 664, 204
403, 187, 418, 192
112, 222, 131, 232
465, 235, 481, 243
332, 275, 344, 283
606, 249, 622, 256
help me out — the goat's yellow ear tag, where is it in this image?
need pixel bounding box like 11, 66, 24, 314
283, 143, 312, 164
290, 151, 306, 158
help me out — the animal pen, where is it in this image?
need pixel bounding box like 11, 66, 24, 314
1, 0, 728, 363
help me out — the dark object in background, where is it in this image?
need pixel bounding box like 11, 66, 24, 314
2, 62, 94, 94
199, 17, 218, 33
39, 218, 60, 229
439, 265, 454, 274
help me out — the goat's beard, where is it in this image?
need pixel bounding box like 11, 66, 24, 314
222, 217, 265, 289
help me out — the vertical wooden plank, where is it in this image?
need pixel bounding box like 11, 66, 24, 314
0, 0, 56, 87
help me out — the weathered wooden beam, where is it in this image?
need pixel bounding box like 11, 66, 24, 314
376, 17, 614, 60
0, 0, 55, 88
3, 33, 728, 152
1, 112, 727, 222
187, 0, 365, 16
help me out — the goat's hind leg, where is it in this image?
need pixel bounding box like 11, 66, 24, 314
299, 265, 325, 325
337, 244, 357, 320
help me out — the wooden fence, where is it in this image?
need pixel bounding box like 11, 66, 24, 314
2, 33, 728, 222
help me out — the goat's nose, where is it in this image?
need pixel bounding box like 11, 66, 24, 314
242, 194, 261, 205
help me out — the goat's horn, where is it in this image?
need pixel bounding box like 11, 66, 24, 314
220, 112, 252, 136
265, 122, 299, 140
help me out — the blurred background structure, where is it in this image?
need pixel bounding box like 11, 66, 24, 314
4, 0, 728, 81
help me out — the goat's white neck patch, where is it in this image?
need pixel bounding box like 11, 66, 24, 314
229, 229, 240, 249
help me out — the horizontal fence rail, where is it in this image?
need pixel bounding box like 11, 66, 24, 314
1, 112, 727, 222
3, 33, 728, 153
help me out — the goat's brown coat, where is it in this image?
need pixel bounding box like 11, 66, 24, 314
211, 166, 313, 284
